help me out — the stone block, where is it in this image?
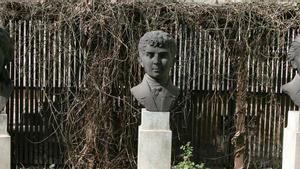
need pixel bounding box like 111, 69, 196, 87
0, 135, 10, 169
138, 109, 172, 169
282, 111, 300, 169
140, 109, 170, 130
0, 114, 10, 169
0, 114, 8, 135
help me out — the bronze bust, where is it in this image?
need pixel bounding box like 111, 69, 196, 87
0, 27, 13, 112
282, 35, 300, 107
131, 31, 180, 112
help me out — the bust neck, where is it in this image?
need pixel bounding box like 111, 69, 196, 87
145, 74, 170, 87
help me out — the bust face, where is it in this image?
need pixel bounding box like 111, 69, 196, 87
139, 45, 174, 83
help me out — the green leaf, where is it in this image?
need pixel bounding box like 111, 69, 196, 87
49, 164, 56, 169
173, 142, 210, 169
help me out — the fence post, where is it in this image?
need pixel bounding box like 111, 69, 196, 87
231, 40, 247, 169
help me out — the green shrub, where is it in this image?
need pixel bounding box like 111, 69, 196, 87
173, 142, 210, 169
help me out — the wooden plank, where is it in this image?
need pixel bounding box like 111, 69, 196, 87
182, 24, 187, 90
192, 29, 197, 90
42, 20, 48, 165
28, 19, 34, 164
207, 35, 211, 91
37, 20, 43, 165
19, 19, 25, 164
217, 40, 221, 91
32, 19, 37, 164
202, 31, 207, 91
197, 29, 202, 91
8, 19, 14, 133
187, 27, 192, 91
212, 38, 216, 91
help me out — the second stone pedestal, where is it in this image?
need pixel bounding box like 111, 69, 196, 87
0, 114, 10, 169
138, 108, 172, 169
282, 111, 300, 169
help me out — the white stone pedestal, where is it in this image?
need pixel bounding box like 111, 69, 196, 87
0, 114, 11, 169
282, 111, 300, 169
138, 108, 172, 169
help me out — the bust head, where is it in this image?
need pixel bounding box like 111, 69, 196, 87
288, 35, 300, 73
281, 35, 300, 107
131, 31, 179, 112
138, 30, 176, 84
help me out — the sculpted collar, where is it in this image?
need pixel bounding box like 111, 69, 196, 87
144, 74, 172, 92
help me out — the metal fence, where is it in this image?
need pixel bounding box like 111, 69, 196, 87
5, 19, 299, 168
6, 19, 85, 166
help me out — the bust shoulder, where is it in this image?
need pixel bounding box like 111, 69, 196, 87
130, 81, 148, 99
281, 82, 292, 95
168, 84, 180, 98
282, 75, 300, 95
281, 74, 300, 106
0, 81, 12, 98
0, 81, 12, 111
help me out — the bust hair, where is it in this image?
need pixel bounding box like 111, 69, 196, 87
138, 30, 176, 57
0, 27, 13, 67
288, 35, 300, 62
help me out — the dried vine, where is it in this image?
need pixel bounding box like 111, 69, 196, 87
1, 0, 300, 168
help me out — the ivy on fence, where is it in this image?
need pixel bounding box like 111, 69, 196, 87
1, 1, 300, 169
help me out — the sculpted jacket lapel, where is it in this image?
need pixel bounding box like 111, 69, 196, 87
158, 89, 177, 112
131, 75, 179, 112
140, 78, 158, 111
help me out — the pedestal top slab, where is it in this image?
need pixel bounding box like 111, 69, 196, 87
140, 108, 170, 130
0, 114, 7, 134
287, 111, 300, 131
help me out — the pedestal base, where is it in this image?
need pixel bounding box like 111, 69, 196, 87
0, 114, 10, 169
282, 111, 300, 169
138, 129, 171, 169
138, 109, 172, 169
0, 135, 10, 169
